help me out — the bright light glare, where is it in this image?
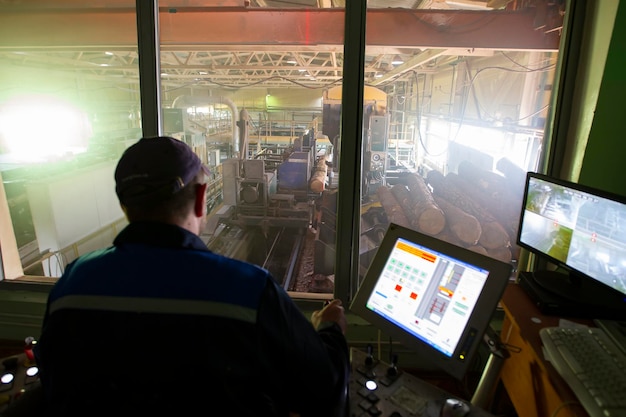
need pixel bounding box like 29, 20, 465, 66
596, 252, 610, 264
187, 106, 215, 117
0, 95, 91, 162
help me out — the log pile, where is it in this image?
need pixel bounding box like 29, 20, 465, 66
455, 160, 524, 259
375, 159, 524, 265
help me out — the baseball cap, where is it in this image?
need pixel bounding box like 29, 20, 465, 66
115, 136, 210, 206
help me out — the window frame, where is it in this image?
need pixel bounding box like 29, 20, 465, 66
0, 0, 589, 306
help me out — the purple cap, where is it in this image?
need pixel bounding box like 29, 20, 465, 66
115, 136, 210, 205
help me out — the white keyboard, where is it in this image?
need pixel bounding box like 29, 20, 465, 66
540, 326, 626, 417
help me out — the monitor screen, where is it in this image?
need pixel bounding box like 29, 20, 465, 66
350, 223, 512, 380
517, 172, 626, 305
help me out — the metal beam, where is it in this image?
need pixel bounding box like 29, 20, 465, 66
0, 8, 560, 51
136, 0, 162, 137
371, 48, 447, 85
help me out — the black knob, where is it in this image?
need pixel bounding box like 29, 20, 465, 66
390, 353, 398, 366
365, 344, 374, 366
387, 354, 398, 377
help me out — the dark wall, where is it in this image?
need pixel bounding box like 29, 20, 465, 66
579, 0, 626, 197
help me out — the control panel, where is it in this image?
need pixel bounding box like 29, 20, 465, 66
349, 347, 495, 417
0, 354, 40, 413
0, 338, 40, 413
1, 343, 499, 416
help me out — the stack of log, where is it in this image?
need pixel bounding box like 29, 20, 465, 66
375, 159, 526, 264
455, 160, 524, 259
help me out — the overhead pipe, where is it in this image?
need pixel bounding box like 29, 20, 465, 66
238, 108, 250, 160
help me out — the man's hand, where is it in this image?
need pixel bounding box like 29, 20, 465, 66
311, 299, 347, 334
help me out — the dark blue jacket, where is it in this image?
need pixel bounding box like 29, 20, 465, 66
35, 222, 349, 416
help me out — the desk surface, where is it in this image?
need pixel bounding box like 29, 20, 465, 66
499, 283, 592, 417
349, 347, 497, 417
501, 282, 593, 352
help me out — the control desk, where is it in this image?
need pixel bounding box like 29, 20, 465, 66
2, 345, 497, 416
349, 347, 496, 417
0, 352, 40, 414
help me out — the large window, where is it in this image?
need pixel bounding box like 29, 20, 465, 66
356, 1, 566, 289
157, 3, 346, 299
0, 1, 140, 280
0, 1, 574, 305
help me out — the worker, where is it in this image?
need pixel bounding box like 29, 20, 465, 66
32, 136, 350, 416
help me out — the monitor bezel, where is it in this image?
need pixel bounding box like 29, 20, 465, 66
516, 172, 626, 299
350, 223, 512, 380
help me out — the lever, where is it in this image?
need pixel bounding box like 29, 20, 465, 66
386, 353, 398, 377
365, 344, 374, 366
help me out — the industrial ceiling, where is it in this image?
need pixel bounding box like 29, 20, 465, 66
0, 0, 564, 90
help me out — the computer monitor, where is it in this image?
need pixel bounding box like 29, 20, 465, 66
350, 223, 512, 380
516, 172, 626, 317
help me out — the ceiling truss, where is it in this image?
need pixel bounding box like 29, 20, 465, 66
0, 1, 564, 90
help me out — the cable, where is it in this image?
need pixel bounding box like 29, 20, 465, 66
499, 51, 556, 72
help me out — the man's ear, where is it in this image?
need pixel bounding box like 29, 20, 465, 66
194, 183, 208, 217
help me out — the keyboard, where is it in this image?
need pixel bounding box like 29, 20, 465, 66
594, 319, 626, 356
540, 326, 626, 417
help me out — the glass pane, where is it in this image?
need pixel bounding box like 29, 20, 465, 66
0, 1, 140, 279
159, 1, 345, 298
359, 1, 566, 282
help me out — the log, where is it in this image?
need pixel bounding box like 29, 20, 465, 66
426, 170, 497, 222
457, 160, 509, 195
434, 227, 460, 244
468, 245, 489, 256
390, 184, 423, 232
390, 183, 445, 236
479, 220, 511, 250
426, 170, 510, 249
446, 171, 521, 246
376, 186, 411, 228
403, 174, 446, 235
309, 155, 328, 193
433, 195, 481, 246
496, 157, 527, 191
450, 166, 522, 219
434, 227, 488, 255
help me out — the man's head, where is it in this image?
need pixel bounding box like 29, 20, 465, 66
115, 136, 210, 230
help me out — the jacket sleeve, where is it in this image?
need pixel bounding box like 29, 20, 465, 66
257, 278, 350, 417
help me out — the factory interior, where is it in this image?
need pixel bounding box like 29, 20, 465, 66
1, 1, 625, 416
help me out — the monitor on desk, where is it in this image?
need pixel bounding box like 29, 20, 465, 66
516, 172, 626, 318
350, 223, 512, 380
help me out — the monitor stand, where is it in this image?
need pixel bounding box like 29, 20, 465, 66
471, 326, 509, 409
517, 270, 626, 319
